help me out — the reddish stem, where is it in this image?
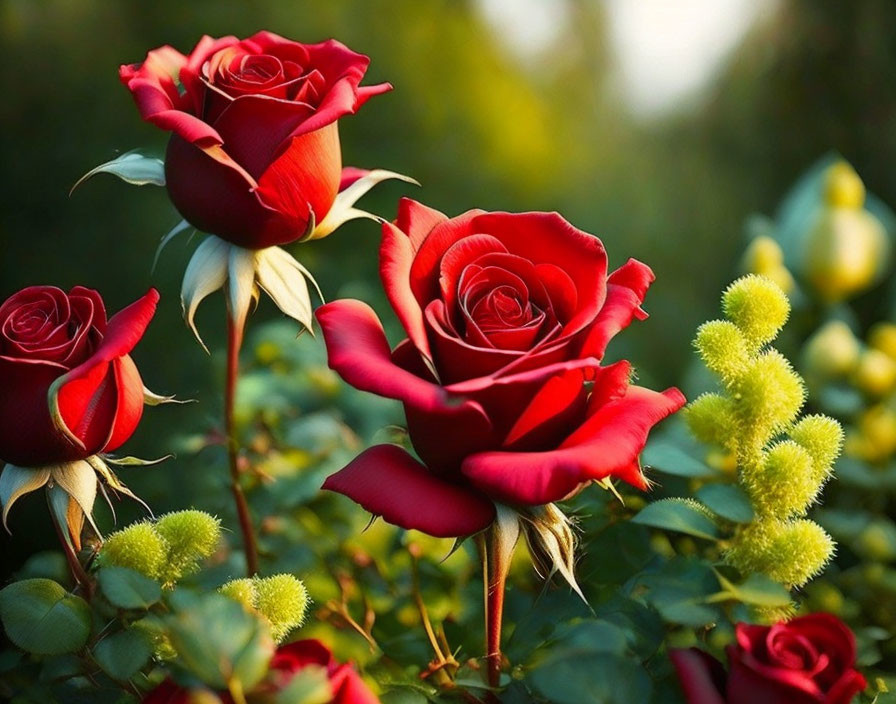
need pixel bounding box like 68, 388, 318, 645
225, 316, 259, 576
479, 528, 510, 699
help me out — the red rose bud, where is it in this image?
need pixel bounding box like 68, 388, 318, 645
671, 613, 867, 704
119, 32, 391, 249
0, 286, 158, 467
317, 199, 685, 538
142, 639, 379, 704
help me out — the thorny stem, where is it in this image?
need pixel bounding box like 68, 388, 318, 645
47, 494, 92, 598
225, 316, 259, 576
410, 548, 459, 688
478, 530, 509, 700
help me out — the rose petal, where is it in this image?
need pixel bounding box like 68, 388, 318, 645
103, 355, 145, 453
669, 648, 727, 704
323, 444, 495, 537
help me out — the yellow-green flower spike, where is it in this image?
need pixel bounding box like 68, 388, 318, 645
733, 350, 805, 440
727, 519, 834, 587
824, 161, 865, 209
219, 578, 256, 611
155, 510, 221, 585
789, 415, 843, 482
743, 441, 819, 518
98, 522, 167, 579
695, 320, 750, 382
684, 393, 739, 449
254, 574, 309, 642
722, 275, 790, 350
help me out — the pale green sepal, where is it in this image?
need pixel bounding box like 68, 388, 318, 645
226, 245, 258, 338
255, 247, 317, 332
0, 465, 51, 531
50, 461, 100, 539
104, 455, 173, 467
71, 151, 165, 194
181, 235, 230, 351
85, 455, 153, 517
306, 169, 419, 241
143, 386, 194, 406
152, 219, 192, 274
521, 503, 586, 603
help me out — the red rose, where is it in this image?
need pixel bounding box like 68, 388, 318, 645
120, 32, 391, 248
317, 198, 685, 538
143, 639, 379, 704
671, 613, 867, 704
0, 286, 158, 467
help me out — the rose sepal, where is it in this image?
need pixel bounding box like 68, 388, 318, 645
71, 150, 166, 194
302, 169, 420, 242
181, 235, 323, 350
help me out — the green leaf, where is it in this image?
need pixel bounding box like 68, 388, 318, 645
712, 573, 792, 607
97, 567, 162, 610
274, 665, 335, 704
164, 591, 274, 690
93, 629, 153, 681
528, 653, 651, 704
641, 440, 716, 477
71, 151, 165, 193
379, 690, 430, 704
631, 499, 720, 540
695, 484, 754, 523
0, 579, 90, 655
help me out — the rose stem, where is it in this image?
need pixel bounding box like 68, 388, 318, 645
479, 530, 508, 699
225, 315, 259, 576
46, 493, 92, 598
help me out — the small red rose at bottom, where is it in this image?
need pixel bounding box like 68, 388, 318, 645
142, 639, 379, 703
670, 613, 867, 704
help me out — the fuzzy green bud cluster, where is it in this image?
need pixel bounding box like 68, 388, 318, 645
98, 510, 221, 588
686, 275, 843, 591
219, 573, 308, 642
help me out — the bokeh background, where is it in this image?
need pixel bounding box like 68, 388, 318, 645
2, 0, 895, 576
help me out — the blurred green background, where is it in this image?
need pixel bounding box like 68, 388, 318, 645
2, 0, 896, 575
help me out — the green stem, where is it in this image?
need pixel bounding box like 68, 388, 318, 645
225, 315, 259, 576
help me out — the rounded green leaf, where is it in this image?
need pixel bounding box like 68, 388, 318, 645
641, 442, 716, 478
696, 484, 754, 523
0, 579, 90, 655
93, 628, 153, 681
97, 567, 162, 610
631, 499, 720, 540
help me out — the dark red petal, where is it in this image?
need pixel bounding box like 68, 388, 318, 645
409, 209, 484, 306
270, 639, 332, 672
461, 385, 684, 504
439, 234, 508, 314
669, 648, 727, 704
726, 646, 823, 704
580, 259, 656, 359
381, 221, 432, 360
102, 355, 145, 453
395, 197, 449, 251
254, 122, 342, 231
329, 663, 380, 704
340, 167, 369, 191
323, 444, 495, 538
503, 369, 587, 450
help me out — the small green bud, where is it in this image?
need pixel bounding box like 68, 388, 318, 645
789, 415, 843, 482
733, 350, 805, 439
722, 275, 790, 350
155, 510, 221, 585
684, 393, 739, 448
744, 441, 819, 518
801, 320, 860, 379
254, 574, 309, 642
695, 320, 750, 381
98, 522, 167, 579
824, 161, 865, 209
727, 519, 834, 587
219, 578, 256, 611
855, 520, 896, 562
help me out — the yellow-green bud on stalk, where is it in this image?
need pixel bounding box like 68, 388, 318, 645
868, 322, 896, 361
727, 519, 834, 588
824, 161, 865, 209
695, 321, 750, 383
801, 320, 861, 379
851, 348, 896, 397
744, 441, 818, 519
789, 415, 843, 481
733, 351, 805, 441
684, 393, 739, 449
741, 236, 795, 294
155, 510, 221, 585
219, 574, 309, 643
722, 275, 790, 351
98, 522, 167, 578
219, 578, 256, 611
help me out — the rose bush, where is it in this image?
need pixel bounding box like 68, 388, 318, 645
0, 285, 158, 467
119, 31, 391, 248
143, 639, 379, 704
670, 613, 867, 704
317, 198, 685, 537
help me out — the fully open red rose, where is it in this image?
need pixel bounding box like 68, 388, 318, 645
120, 31, 391, 248
317, 198, 685, 538
143, 639, 379, 704
671, 613, 867, 704
0, 286, 158, 467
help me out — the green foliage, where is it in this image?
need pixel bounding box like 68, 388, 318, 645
631, 498, 720, 541
92, 628, 154, 681
97, 567, 163, 610
0, 579, 90, 655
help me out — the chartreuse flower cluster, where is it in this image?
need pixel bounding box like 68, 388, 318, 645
98, 510, 221, 588
686, 275, 843, 595
219, 574, 309, 642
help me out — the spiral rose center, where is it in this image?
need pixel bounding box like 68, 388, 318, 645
765, 629, 828, 676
